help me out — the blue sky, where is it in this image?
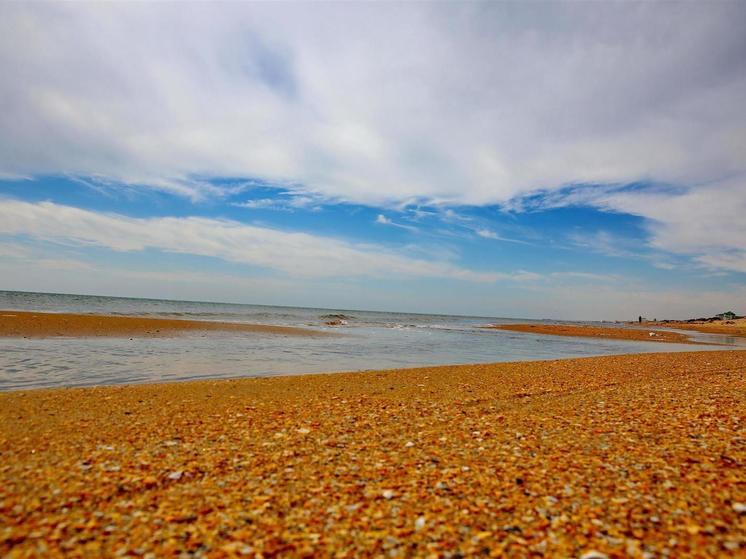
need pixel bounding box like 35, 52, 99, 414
0, 3, 745, 319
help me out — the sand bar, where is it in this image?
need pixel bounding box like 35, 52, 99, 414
2, 350, 745, 557
0, 310, 323, 338
647, 318, 746, 339
490, 323, 699, 344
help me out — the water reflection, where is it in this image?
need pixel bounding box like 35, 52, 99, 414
1, 325, 742, 391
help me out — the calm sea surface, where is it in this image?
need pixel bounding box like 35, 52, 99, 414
1, 290, 743, 391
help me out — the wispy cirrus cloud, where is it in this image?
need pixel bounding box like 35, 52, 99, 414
475, 229, 533, 246
232, 194, 321, 212
375, 214, 418, 232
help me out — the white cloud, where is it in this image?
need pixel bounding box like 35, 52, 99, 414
474, 228, 531, 245
233, 192, 323, 211
233, 199, 282, 210
1, 3, 744, 206
476, 229, 499, 240
375, 214, 417, 232
0, 199, 534, 283
1, 3, 745, 274
604, 178, 746, 269
546, 177, 746, 274
509, 175, 746, 274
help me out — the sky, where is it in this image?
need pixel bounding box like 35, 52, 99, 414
0, 2, 745, 320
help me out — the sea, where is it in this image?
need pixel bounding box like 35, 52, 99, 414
1, 290, 743, 391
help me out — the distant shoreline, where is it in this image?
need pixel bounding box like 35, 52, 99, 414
643, 317, 746, 338
0, 310, 325, 338
3, 309, 742, 344
486, 323, 704, 344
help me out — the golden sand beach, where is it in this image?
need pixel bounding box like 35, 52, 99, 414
646, 318, 746, 339
488, 324, 698, 344
0, 311, 322, 338
2, 350, 744, 557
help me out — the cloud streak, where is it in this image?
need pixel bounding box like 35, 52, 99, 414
0, 199, 534, 283
375, 214, 418, 232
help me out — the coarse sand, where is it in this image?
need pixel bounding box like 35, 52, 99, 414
1, 351, 745, 557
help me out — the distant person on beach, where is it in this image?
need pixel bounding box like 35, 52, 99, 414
639, 316, 642, 323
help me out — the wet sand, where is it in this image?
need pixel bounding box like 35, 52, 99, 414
647, 318, 746, 339
2, 350, 744, 557
0, 310, 323, 338
489, 323, 698, 344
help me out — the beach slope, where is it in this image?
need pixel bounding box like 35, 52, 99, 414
1, 351, 745, 557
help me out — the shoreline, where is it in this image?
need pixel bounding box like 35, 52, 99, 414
487, 323, 702, 344
645, 318, 746, 338
2, 350, 744, 556
0, 310, 325, 338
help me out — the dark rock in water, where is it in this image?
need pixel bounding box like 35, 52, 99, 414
320, 314, 353, 321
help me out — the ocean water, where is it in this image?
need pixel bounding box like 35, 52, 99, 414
0, 290, 743, 391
